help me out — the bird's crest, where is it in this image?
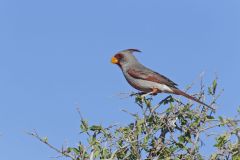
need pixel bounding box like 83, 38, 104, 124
122, 48, 141, 53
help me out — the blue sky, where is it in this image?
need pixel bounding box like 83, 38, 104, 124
0, 0, 239, 159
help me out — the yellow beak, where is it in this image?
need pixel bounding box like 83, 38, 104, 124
111, 57, 119, 64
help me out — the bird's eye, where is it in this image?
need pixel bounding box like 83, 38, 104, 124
115, 53, 123, 60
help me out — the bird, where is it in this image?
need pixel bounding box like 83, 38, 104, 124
111, 48, 214, 110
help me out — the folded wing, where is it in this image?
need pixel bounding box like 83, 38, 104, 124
127, 68, 178, 89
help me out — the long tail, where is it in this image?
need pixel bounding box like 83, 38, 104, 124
172, 88, 215, 110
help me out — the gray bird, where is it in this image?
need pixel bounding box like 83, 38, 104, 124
111, 49, 214, 110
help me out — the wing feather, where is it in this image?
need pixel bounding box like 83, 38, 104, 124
127, 68, 178, 89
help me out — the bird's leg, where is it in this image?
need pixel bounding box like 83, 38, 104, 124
151, 88, 159, 95
141, 88, 159, 98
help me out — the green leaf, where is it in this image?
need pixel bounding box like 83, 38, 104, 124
218, 116, 224, 123
210, 154, 217, 160
233, 154, 240, 160
176, 142, 185, 149
90, 125, 103, 131
208, 87, 213, 95
191, 117, 201, 127
43, 137, 48, 143
166, 103, 174, 113
102, 148, 110, 158
208, 79, 217, 95
178, 136, 185, 143
206, 115, 215, 119
218, 116, 228, 126
66, 147, 79, 154
80, 120, 89, 132
136, 119, 144, 126
94, 149, 100, 158
135, 95, 143, 104
214, 133, 230, 148
163, 96, 174, 104
212, 79, 217, 95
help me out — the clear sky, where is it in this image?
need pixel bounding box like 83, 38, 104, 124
0, 0, 239, 159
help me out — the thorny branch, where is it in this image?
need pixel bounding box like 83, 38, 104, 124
29, 78, 240, 159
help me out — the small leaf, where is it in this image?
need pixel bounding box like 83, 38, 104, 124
176, 142, 185, 149
66, 147, 80, 154
143, 135, 149, 146
90, 125, 103, 131
80, 120, 89, 132
178, 136, 185, 143
208, 87, 213, 95
206, 115, 215, 119
43, 137, 48, 143
136, 119, 144, 126
166, 103, 174, 113
210, 154, 217, 160
102, 148, 110, 158
233, 152, 240, 160
94, 149, 100, 158
214, 133, 230, 148
212, 79, 217, 95
218, 116, 224, 123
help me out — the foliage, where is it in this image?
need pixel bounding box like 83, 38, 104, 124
30, 79, 240, 160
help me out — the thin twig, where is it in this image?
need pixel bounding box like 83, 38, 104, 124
27, 131, 75, 160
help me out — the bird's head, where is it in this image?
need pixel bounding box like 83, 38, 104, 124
111, 49, 141, 67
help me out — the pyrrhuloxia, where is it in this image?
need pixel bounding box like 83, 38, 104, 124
111, 49, 214, 110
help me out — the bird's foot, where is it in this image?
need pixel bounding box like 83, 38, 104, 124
140, 92, 151, 98
130, 92, 146, 97
140, 88, 159, 98
140, 91, 158, 98
130, 89, 158, 98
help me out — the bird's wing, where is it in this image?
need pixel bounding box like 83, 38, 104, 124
127, 68, 178, 88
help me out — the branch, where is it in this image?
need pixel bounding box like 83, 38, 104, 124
27, 131, 75, 160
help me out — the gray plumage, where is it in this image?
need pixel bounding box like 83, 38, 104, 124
111, 49, 214, 110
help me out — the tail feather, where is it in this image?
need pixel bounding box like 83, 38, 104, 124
172, 88, 215, 110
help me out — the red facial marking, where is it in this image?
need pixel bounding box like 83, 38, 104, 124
114, 53, 123, 67
115, 53, 123, 60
